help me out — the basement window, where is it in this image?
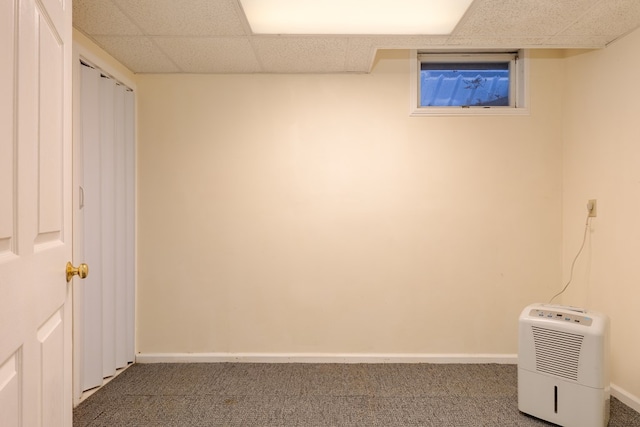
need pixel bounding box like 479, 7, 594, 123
410, 50, 529, 116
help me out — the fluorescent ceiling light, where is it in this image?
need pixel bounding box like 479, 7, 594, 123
240, 0, 474, 35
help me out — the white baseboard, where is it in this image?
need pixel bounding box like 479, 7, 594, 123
611, 383, 640, 413
136, 352, 518, 365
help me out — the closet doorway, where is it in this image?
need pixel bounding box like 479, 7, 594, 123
73, 58, 136, 402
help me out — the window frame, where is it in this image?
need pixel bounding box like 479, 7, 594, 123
410, 49, 529, 116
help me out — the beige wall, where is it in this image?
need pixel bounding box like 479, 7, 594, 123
73, 24, 639, 402
136, 50, 565, 355
562, 29, 640, 401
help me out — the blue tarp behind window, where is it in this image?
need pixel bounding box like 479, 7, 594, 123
420, 62, 509, 107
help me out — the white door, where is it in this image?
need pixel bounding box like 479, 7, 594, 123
0, 0, 73, 425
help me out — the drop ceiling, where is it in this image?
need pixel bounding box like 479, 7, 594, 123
73, 0, 640, 74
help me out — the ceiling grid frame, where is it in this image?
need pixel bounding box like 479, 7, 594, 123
73, 0, 640, 74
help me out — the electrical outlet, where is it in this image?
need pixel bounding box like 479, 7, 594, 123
587, 199, 597, 217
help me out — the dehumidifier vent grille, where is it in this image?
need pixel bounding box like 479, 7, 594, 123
532, 326, 584, 381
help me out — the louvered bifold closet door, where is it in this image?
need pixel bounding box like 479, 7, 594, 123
113, 80, 128, 369
124, 89, 135, 362
80, 62, 135, 393
80, 64, 104, 391
100, 73, 117, 378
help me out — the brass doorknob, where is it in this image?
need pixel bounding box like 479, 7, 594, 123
66, 262, 89, 282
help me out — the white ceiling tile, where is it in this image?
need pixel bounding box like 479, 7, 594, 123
73, 0, 142, 36
92, 36, 181, 73
454, 0, 599, 37
154, 37, 262, 73
112, 0, 247, 36
543, 35, 610, 48
558, 0, 640, 40
252, 37, 350, 73
446, 36, 549, 48
73, 0, 640, 73
345, 38, 377, 73
373, 35, 453, 49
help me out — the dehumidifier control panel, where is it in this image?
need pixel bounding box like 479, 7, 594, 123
529, 308, 593, 326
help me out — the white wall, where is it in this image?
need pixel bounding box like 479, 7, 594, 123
136, 50, 564, 356
562, 29, 640, 403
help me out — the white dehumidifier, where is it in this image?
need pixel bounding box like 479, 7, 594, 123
518, 303, 610, 427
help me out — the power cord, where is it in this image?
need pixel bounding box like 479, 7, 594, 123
548, 211, 592, 304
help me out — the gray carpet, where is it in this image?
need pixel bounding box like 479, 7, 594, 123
74, 363, 640, 426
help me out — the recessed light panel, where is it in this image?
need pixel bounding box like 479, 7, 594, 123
240, 0, 474, 35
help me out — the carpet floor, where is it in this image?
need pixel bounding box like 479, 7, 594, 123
73, 363, 640, 426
